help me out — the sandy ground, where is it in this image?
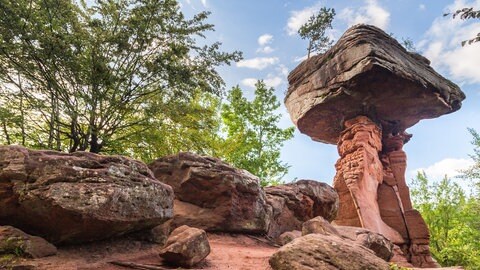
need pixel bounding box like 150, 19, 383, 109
7, 233, 277, 270
4, 233, 464, 270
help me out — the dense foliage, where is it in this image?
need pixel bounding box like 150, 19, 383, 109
0, 0, 295, 185
411, 129, 480, 269
298, 7, 336, 58
411, 172, 480, 268
0, 0, 241, 153
221, 81, 294, 186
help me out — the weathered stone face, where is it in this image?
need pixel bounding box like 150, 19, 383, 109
285, 24, 455, 268
0, 146, 174, 244
159, 225, 210, 268
149, 152, 272, 234
286, 24, 465, 144
265, 179, 339, 239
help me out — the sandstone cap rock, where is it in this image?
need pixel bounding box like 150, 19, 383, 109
285, 24, 465, 144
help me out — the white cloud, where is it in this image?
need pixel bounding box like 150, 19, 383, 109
339, 0, 390, 30
256, 34, 275, 54
408, 158, 474, 181
419, 4, 426, 10
237, 57, 279, 70
258, 34, 273, 46
257, 46, 275, 54
241, 76, 283, 88
277, 64, 289, 77
264, 76, 283, 88
183, 0, 206, 9
418, 0, 480, 84
286, 3, 323, 36
241, 78, 258, 88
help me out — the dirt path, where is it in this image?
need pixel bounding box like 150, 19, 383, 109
9, 233, 277, 270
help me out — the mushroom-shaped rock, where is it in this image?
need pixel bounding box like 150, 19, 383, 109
285, 24, 461, 268
286, 24, 464, 144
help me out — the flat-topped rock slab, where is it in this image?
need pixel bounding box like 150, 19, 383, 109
286, 24, 465, 144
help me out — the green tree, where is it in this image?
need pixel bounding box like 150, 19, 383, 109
112, 90, 223, 162
0, 0, 241, 153
298, 7, 336, 58
461, 128, 480, 190
411, 172, 480, 269
445, 7, 480, 46
221, 81, 294, 186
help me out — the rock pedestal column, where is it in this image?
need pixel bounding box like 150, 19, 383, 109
333, 116, 439, 268
333, 116, 404, 244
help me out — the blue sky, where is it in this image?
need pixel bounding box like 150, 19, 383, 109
180, 0, 480, 186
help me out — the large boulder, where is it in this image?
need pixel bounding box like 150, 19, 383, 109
265, 180, 338, 238
149, 152, 271, 234
269, 234, 390, 270
0, 146, 174, 244
335, 226, 394, 262
159, 225, 210, 267
285, 24, 464, 144
300, 216, 393, 262
0, 226, 57, 258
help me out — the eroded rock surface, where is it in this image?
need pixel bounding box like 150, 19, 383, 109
335, 226, 393, 262
0, 226, 57, 258
286, 24, 464, 144
159, 225, 210, 267
285, 24, 459, 268
265, 180, 338, 238
149, 152, 271, 234
0, 146, 174, 244
269, 233, 390, 270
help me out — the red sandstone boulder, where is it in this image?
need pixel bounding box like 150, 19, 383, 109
269, 233, 390, 270
265, 180, 338, 238
0, 146, 174, 244
300, 216, 393, 262
159, 225, 210, 267
335, 226, 394, 262
277, 230, 301, 246
301, 216, 340, 236
286, 24, 464, 144
149, 152, 271, 234
0, 226, 57, 258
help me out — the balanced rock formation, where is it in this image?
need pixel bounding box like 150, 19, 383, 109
265, 179, 338, 238
149, 152, 271, 234
269, 233, 390, 270
285, 24, 465, 267
0, 146, 174, 244
0, 226, 57, 258
159, 225, 210, 267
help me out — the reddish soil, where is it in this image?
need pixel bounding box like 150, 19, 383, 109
7, 233, 277, 270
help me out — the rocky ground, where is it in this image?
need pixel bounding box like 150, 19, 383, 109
5, 233, 276, 270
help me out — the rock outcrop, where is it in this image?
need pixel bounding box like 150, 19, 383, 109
149, 152, 271, 234
285, 24, 463, 267
269, 234, 390, 270
0, 146, 174, 244
277, 230, 301, 246
300, 216, 393, 262
159, 225, 210, 267
265, 180, 338, 238
0, 226, 57, 258
335, 226, 394, 262
286, 24, 464, 145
